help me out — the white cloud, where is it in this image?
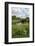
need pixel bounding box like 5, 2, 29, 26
11, 7, 29, 18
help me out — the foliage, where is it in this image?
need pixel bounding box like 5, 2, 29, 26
12, 16, 29, 38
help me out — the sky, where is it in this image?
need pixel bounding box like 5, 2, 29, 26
11, 7, 30, 18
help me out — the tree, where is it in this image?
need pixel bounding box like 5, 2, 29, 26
12, 15, 16, 20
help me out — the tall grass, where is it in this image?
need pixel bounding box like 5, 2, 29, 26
12, 16, 29, 38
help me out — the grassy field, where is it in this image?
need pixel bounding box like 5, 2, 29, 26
12, 16, 29, 38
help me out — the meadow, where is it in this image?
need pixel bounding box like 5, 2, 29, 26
12, 16, 29, 38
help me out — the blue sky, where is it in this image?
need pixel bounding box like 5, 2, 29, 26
11, 7, 29, 18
